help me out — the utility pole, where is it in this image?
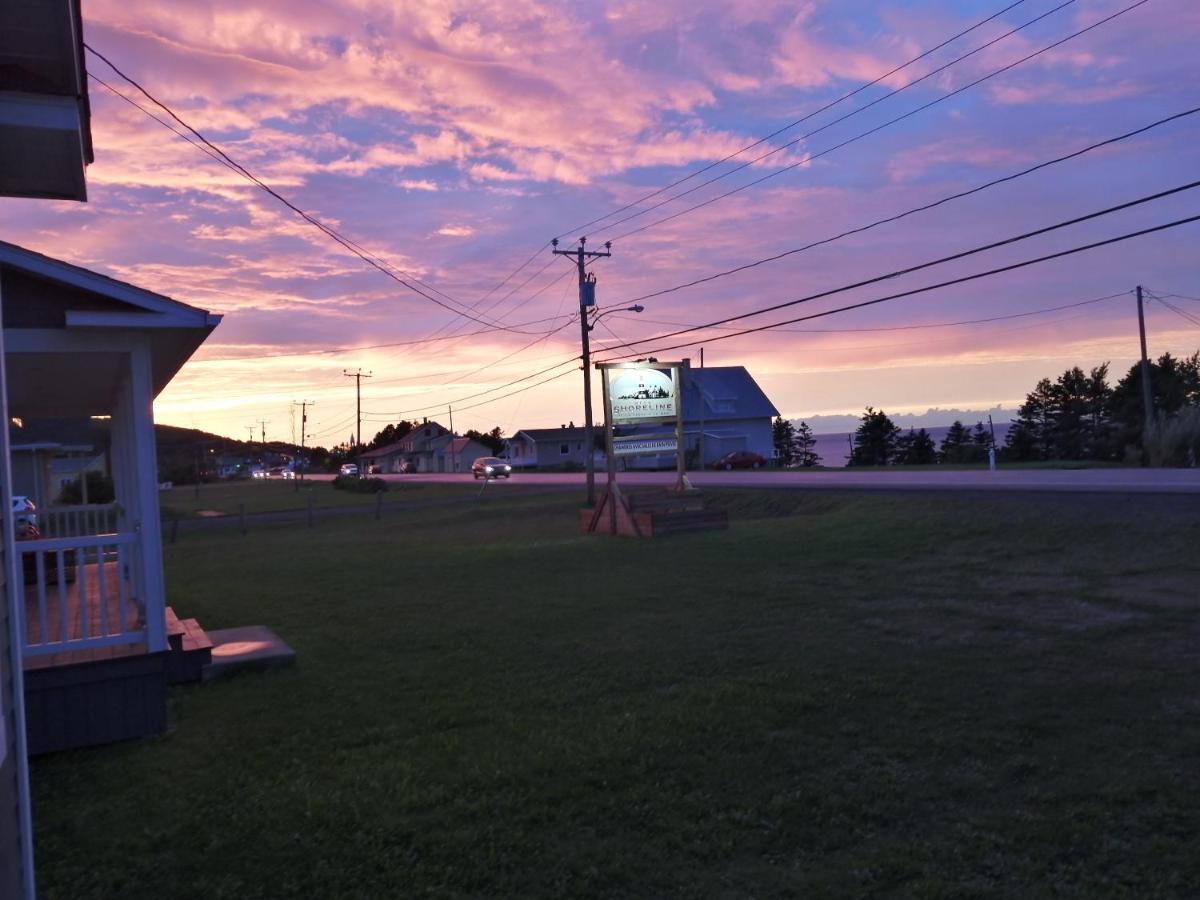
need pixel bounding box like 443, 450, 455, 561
552, 235, 611, 507
245, 425, 255, 443
344, 369, 372, 476
1136, 285, 1155, 436
257, 419, 270, 444
448, 405, 457, 474
294, 401, 313, 482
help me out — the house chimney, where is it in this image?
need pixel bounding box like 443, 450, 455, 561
681, 357, 690, 369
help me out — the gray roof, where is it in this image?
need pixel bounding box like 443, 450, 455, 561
682, 366, 779, 421
514, 427, 590, 443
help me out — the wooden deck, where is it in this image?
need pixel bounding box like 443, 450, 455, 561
21, 559, 145, 671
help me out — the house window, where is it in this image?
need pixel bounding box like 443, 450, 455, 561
560, 443, 570, 455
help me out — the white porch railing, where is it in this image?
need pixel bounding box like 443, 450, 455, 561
36, 502, 124, 539
18, 532, 146, 658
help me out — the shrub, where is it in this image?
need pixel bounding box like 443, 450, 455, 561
57, 471, 115, 504
1144, 407, 1200, 467
332, 475, 389, 493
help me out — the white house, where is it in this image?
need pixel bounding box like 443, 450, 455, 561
505, 426, 594, 470
0, 241, 220, 751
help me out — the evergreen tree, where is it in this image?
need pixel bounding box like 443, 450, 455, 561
369, 420, 415, 450
897, 427, 937, 465
1110, 351, 1200, 456
849, 407, 900, 466
972, 421, 991, 448
1006, 378, 1056, 461
939, 420, 972, 463
465, 427, 505, 455
772, 416, 796, 466
792, 420, 821, 467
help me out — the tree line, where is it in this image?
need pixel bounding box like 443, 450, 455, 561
774, 351, 1200, 467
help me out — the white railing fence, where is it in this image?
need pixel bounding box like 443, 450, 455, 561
18, 532, 145, 657
36, 502, 124, 539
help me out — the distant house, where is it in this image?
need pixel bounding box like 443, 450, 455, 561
360, 420, 453, 473
508, 365, 778, 471
432, 436, 492, 474
678, 362, 780, 468
8, 417, 110, 506
505, 426, 593, 470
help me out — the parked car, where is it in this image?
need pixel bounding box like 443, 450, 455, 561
471, 457, 512, 479
712, 450, 766, 470
281, 469, 296, 479
339, 463, 359, 477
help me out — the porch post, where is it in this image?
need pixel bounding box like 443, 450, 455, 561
125, 342, 167, 653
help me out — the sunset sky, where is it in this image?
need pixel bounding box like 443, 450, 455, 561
2, 0, 1198, 445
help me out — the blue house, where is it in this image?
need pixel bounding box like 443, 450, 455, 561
623, 361, 781, 469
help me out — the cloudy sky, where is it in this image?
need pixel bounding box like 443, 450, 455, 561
3, 0, 1198, 444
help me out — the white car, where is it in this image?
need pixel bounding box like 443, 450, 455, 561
339, 463, 359, 477
12, 496, 36, 528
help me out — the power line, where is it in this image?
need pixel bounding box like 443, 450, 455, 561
596, 178, 1200, 355
363, 354, 581, 420
84, 44, 549, 337
597, 212, 1200, 363
1146, 292, 1200, 329
600, 0, 1150, 245
194, 310, 575, 363
553, 0, 1034, 239
607, 105, 1200, 310
609, 291, 1132, 337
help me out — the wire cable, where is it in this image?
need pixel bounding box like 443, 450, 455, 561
597, 212, 1200, 363
84, 44, 549, 336
601, 0, 1151, 245
597, 178, 1200, 354
552, 0, 1034, 239
607, 105, 1200, 310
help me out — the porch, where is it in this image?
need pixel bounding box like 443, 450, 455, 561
1, 238, 221, 753
19, 516, 144, 670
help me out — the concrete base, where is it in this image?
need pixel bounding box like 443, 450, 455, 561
202, 625, 296, 682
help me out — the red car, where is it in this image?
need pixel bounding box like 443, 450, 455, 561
712, 451, 766, 470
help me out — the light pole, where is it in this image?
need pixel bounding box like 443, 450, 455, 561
584, 303, 643, 500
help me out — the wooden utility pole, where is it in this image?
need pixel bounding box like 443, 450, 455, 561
1136, 285, 1154, 436
294, 400, 313, 485
344, 369, 371, 476
552, 236, 611, 507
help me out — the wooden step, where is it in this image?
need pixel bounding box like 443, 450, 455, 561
165, 614, 213, 685
165, 606, 186, 652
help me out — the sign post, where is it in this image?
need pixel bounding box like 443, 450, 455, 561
583, 360, 698, 536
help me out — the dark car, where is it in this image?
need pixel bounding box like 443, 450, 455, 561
471, 457, 512, 479
712, 450, 766, 470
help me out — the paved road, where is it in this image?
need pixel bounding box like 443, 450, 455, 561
311, 468, 1200, 494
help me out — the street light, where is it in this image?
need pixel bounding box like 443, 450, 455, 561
587, 304, 643, 332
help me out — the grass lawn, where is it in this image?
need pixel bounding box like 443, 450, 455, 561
158, 478, 494, 518
31, 489, 1200, 898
